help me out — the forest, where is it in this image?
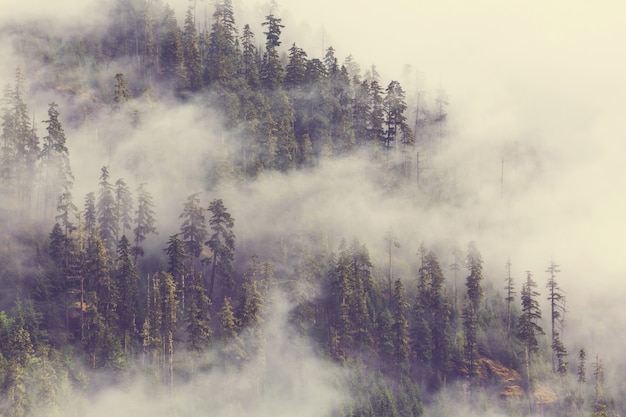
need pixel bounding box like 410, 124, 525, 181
0, 0, 622, 416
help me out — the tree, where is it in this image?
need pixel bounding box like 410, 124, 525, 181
205, 0, 239, 87
97, 166, 117, 252
40, 102, 73, 220
83, 192, 97, 245
114, 178, 133, 244
382, 80, 413, 150
260, 14, 285, 90
391, 278, 410, 378
284, 43, 307, 90
113, 73, 132, 112
206, 198, 235, 300
158, 5, 185, 88
504, 258, 516, 337
185, 272, 211, 352
114, 235, 138, 356
182, 6, 203, 92
462, 242, 483, 379
239, 24, 260, 89
368, 80, 385, 144
517, 271, 544, 394
132, 183, 157, 262
164, 233, 187, 309
577, 348, 586, 397
179, 193, 208, 276
546, 260, 567, 373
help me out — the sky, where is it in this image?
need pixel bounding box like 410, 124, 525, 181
2, 0, 626, 380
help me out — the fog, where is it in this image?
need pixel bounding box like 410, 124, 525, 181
1, 0, 626, 414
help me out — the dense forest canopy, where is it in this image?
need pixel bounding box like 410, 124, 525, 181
0, 1, 624, 417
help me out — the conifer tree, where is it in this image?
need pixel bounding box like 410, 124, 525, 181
284, 43, 308, 90
240, 24, 261, 89
182, 6, 203, 92
132, 183, 157, 262
179, 193, 208, 275
462, 242, 483, 379
546, 260, 567, 373
113, 73, 132, 113
382, 80, 413, 150
391, 278, 410, 378
114, 235, 138, 355
206, 198, 235, 300
260, 14, 285, 90
114, 178, 133, 244
185, 272, 211, 352
165, 233, 187, 309
97, 166, 117, 253
40, 102, 73, 220
504, 258, 516, 337
517, 271, 544, 394
205, 0, 239, 87
158, 5, 185, 88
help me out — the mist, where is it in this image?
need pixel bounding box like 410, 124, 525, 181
1, 0, 625, 415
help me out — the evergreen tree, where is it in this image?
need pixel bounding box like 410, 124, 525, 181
504, 258, 516, 337
205, 0, 239, 87
462, 242, 483, 379
382, 80, 413, 150
517, 271, 544, 393
260, 14, 285, 90
164, 233, 187, 309
132, 183, 157, 262
391, 278, 410, 378
284, 43, 308, 90
40, 102, 73, 220
114, 235, 138, 356
159, 271, 178, 389
114, 178, 133, 244
185, 272, 211, 352
83, 192, 97, 245
546, 260, 567, 373
206, 198, 235, 300
158, 5, 185, 88
97, 166, 117, 252
179, 193, 208, 276
182, 6, 203, 92
113, 73, 132, 112
240, 24, 260, 89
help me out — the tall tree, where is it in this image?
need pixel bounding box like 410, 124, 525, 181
546, 260, 567, 373
97, 166, 117, 252
158, 5, 185, 88
517, 271, 544, 396
185, 271, 211, 352
382, 80, 413, 150
165, 233, 187, 309
260, 14, 285, 90
240, 24, 260, 89
114, 235, 138, 356
40, 102, 73, 220
504, 258, 516, 338
182, 6, 203, 92
205, 0, 239, 87
463, 242, 484, 380
391, 278, 410, 378
206, 198, 235, 300
114, 178, 133, 244
113, 73, 133, 113
132, 183, 157, 262
179, 193, 208, 275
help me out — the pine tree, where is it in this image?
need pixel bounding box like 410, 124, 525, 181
368, 80, 385, 144
260, 14, 285, 90
114, 235, 138, 356
391, 278, 410, 378
205, 0, 239, 87
382, 80, 413, 150
462, 242, 483, 379
185, 272, 211, 352
577, 348, 586, 397
164, 233, 187, 309
546, 260, 567, 373
517, 271, 544, 393
182, 6, 203, 92
504, 258, 516, 337
284, 43, 308, 90
40, 102, 73, 220
240, 24, 260, 89
158, 5, 185, 88
97, 166, 117, 252
113, 73, 133, 113
206, 198, 235, 300
114, 178, 133, 244
132, 183, 157, 262
179, 193, 208, 276
83, 192, 97, 245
